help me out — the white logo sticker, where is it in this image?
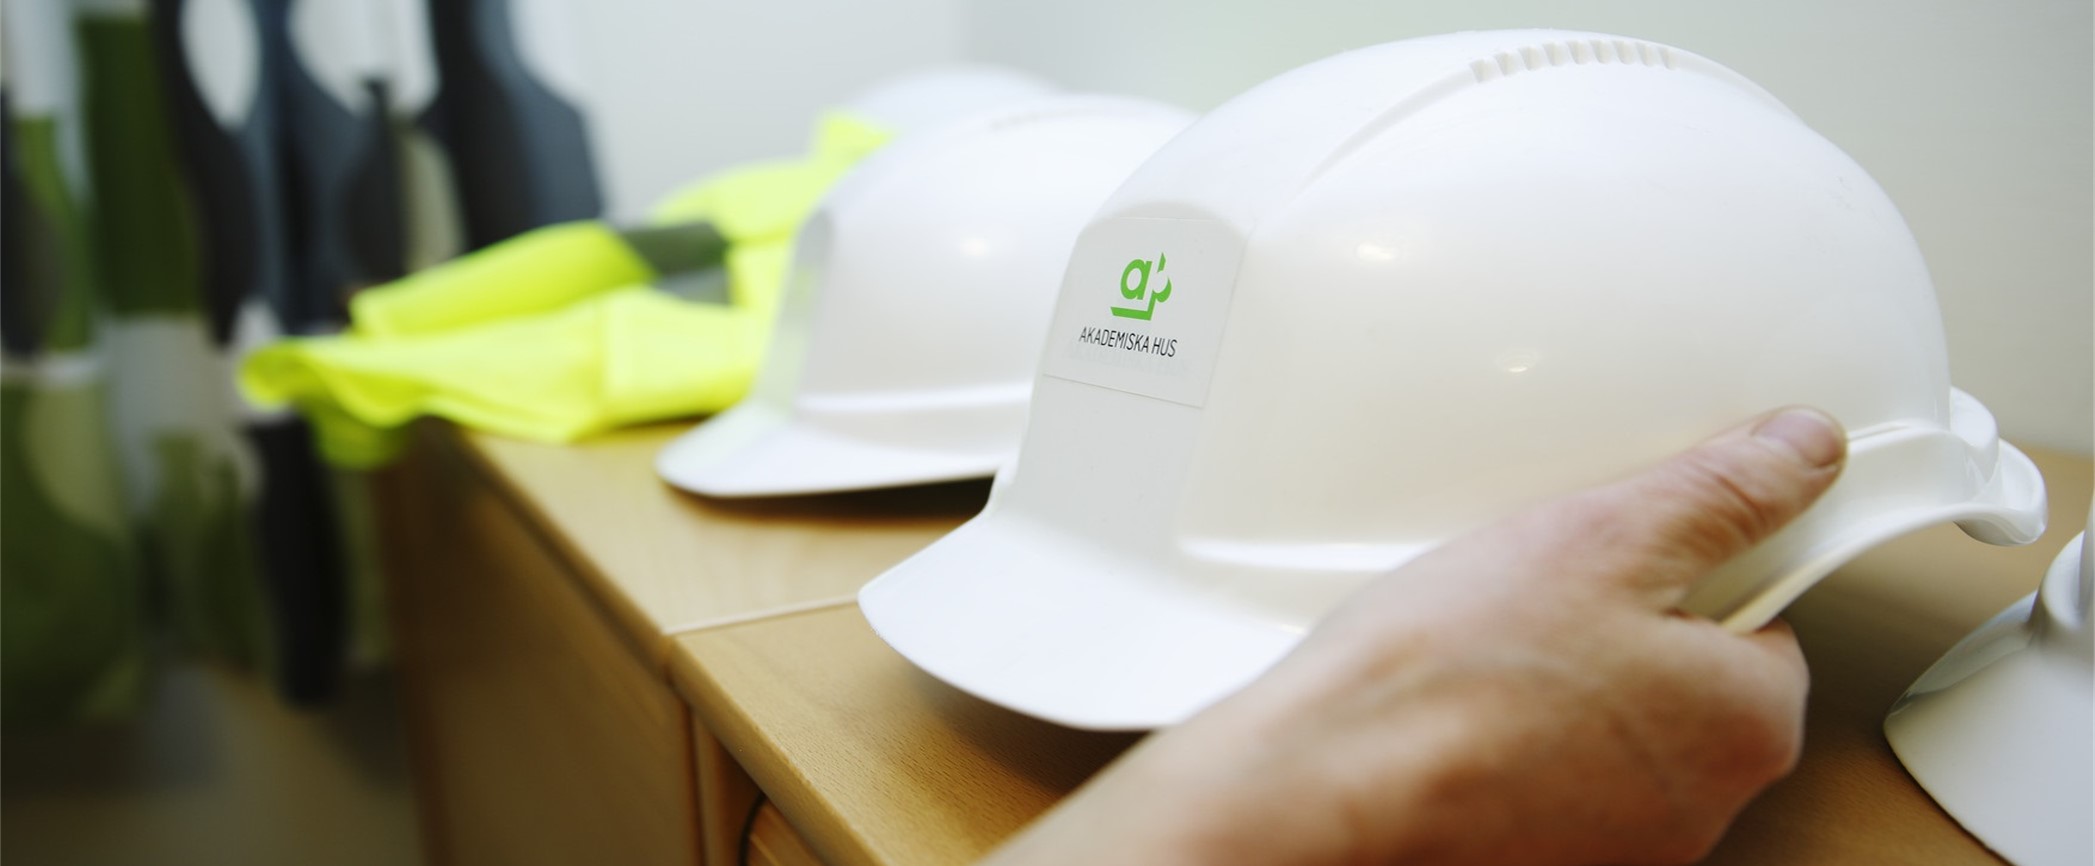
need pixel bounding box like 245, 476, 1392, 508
1040, 218, 1243, 408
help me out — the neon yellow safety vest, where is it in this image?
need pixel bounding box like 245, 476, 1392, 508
241, 113, 891, 467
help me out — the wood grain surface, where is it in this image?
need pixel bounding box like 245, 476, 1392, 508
457, 423, 988, 643
694, 726, 765, 866
670, 447, 2091, 866
672, 603, 1140, 866
748, 803, 827, 866
378, 430, 703, 866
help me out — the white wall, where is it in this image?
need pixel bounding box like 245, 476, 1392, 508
965, 0, 2094, 455
567, 0, 970, 221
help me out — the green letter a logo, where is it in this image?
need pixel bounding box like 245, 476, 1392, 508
1111, 254, 1172, 320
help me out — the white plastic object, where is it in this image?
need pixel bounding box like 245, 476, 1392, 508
655, 95, 1193, 497
858, 30, 2049, 731
1886, 503, 2092, 866
841, 64, 1057, 137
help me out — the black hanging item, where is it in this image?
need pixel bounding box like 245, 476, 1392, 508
150, 0, 362, 704
420, 0, 603, 250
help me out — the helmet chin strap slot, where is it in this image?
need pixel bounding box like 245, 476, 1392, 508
1686, 420, 2047, 629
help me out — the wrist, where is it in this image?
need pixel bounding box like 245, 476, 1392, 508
986, 657, 1489, 866
1126, 682, 1476, 866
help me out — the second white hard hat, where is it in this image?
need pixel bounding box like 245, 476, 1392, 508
656, 95, 1194, 496
1887, 501, 2092, 866
860, 30, 2049, 730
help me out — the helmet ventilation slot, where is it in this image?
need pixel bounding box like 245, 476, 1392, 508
1469, 38, 1677, 82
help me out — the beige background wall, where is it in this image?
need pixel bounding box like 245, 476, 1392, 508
569, 0, 971, 221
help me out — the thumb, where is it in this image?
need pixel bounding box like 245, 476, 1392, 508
1582, 407, 1847, 600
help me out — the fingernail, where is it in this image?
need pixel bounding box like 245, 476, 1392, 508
1752, 408, 1846, 468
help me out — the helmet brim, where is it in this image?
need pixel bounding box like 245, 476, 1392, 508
859, 511, 1301, 731
862, 393, 2049, 731
656, 401, 1006, 497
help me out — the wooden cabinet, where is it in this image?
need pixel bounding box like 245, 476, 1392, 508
379, 422, 984, 865
378, 421, 2090, 866
672, 606, 1138, 866
378, 427, 700, 866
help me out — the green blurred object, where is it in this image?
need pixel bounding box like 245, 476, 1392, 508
1, 81, 147, 724
241, 112, 892, 465
79, 12, 202, 317
5, 118, 97, 350
76, 7, 272, 672
0, 383, 147, 725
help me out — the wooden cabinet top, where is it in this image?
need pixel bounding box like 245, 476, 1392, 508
443, 421, 2090, 865
448, 424, 983, 650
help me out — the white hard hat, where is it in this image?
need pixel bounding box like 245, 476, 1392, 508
841, 64, 1058, 137
858, 30, 2049, 730
655, 95, 1194, 496
1886, 506, 2092, 866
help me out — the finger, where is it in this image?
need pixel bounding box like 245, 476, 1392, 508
1736, 617, 1809, 683
1729, 618, 1811, 773
1582, 407, 1847, 593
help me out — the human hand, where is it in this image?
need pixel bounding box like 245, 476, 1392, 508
984, 408, 1847, 866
